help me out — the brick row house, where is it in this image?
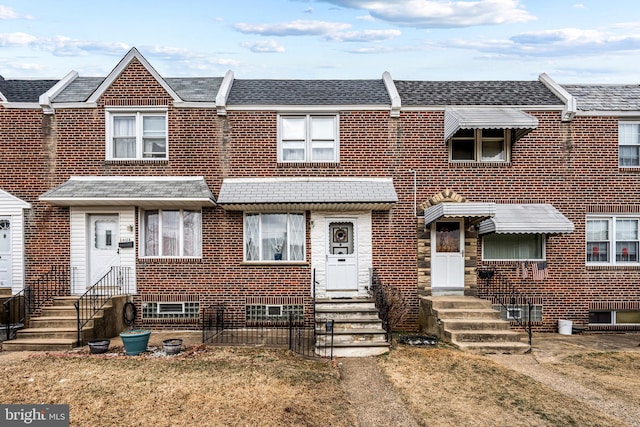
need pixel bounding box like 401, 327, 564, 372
1, 48, 639, 354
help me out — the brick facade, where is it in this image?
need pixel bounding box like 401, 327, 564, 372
1, 50, 639, 333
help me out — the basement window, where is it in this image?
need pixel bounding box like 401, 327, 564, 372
142, 302, 200, 319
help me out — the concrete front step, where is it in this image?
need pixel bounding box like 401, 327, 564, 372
52, 296, 80, 307
28, 316, 94, 329
13, 327, 93, 341
427, 296, 494, 310
445, 329, 525, 343
435, 308, 502, 320
327, 341, 391, 357
0, 288, 12, 297
440, 318, 513, 331
316, 330, 388, 345
1, 338, 77, 352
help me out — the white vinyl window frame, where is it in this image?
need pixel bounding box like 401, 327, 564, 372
618, 121, 640, 167
449, 129, 511, 163
277, 114, 339, 163
139, 208, 202, 259
482, 233, 545, 261
243, 212, 306, 262
106, 108, 168, 160
586, 215, 640, 265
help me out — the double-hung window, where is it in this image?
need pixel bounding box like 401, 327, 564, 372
279, 115, 338, 163
619, 122, 640, 167
244, 213, 305, 262
482, 234, 544, 261
107, 110, 167, 160
586, 216, 639, 264
141, 209, 202, 258
450, 129, 509, 163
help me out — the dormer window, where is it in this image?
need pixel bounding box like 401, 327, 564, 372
106, 110, 167, 160
278, 115, 339, 163
450, 129, 510, 163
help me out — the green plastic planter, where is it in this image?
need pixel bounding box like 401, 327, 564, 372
119, 329, 151, 355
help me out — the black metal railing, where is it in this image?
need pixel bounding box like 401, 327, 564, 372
477, 267, 533, 349
202, 305, 332, 358
368, 268, 407, 343
2, 265, 70, 341
75, 266, 131, 346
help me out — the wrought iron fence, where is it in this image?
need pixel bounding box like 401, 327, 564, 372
2, 265, 70, 341
202, 304, 333, 359
75, 266, 132, 346
368, 268, 407, 343
477, 267, 533, 350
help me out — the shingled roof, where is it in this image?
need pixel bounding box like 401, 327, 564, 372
563, 84, 640, 111
227, 79, 391, 105
0, 78, 59, 102
395, 80, 563, 106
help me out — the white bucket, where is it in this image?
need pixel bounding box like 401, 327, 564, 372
558, 319, 573, 335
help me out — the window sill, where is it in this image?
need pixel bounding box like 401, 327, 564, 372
586, 264, 640, 270
482, 259, 545, 264
277, 162, 340, 168
449, 161, 511, 168
105, 159, 169, 165
619, 167, 640, 172
241, 261, 309, 266
139, 257, 202, 264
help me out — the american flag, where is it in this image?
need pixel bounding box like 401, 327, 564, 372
532, 261, 548, 281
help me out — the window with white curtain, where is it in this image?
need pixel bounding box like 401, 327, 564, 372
141, 209, 201, 258
450, 129, 510, 163
244, 213, 305, 261
587, 216, 640, 264
279, 115, 338, 162
619, 122, 640, 167
482, 234, 544, 260
107, 110, 167, 160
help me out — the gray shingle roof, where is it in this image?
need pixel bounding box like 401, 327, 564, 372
40, 177, 215, 207
562, 84, 640, 111
227, 79, 391, 105
0, 78, 59, 102
217, 177, 397, 210
395, 80, 563, 106
51, 77, 103, 102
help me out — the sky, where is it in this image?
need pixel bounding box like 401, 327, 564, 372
1, 0, 639, 83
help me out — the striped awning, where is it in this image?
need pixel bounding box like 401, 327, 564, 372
478, 204, 574, 234
424, 202, 496, 225
444, 108, 539, 142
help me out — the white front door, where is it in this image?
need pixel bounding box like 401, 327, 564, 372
431, 220, 465, 293
0, 217, 11, 288
326, 220, 358, 295
88, 214, 120, 287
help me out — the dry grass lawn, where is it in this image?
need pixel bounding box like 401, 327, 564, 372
1, 342, 638, 426
379, 344, 634, 427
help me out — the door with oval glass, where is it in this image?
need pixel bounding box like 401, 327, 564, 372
88, 214, 120, 288
326, 220, 358, 295
431, 220, 465, 293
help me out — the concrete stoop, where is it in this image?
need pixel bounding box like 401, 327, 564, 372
315, 298, 390, 357
420, 295, 530, 355
1, 296, 106, 352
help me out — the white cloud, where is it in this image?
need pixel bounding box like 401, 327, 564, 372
233, 20, 351, 36
325, 29, 401, 42
0, 32, 38, 46
0, 5, 19, 19
572, 3, 585, 9
318, 0, 536, 28
240, 40, 286, 53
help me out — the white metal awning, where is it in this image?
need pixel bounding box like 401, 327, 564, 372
424, 202, 496, 225
444, 108, 539, 142
478, 204, 574, 234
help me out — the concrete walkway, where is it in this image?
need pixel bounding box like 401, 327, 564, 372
338, 357, 420, 427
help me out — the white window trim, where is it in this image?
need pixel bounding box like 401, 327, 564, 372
481, 234, 546, 261
449, 129, 511, 163
243, 212, 306, 262
589, 310, 640, 326
618, 121, 640, 168
277, 114, 340, 163
157, 302, 186, 315
105, 108, 168, 161
586, 215, 640, 266
139, 208, 202, 259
